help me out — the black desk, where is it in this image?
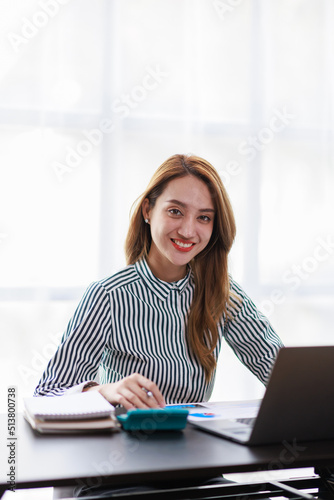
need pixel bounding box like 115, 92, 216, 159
1, 414, 334, 499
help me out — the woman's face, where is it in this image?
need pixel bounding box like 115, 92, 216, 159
142, 175, 215, 282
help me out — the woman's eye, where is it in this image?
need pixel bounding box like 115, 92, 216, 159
199, 215, 211, 222
168, 209, 182, 216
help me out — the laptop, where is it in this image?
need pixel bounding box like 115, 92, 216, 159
191, 346, 334, 445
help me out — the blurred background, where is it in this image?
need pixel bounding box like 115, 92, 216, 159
1, 0, 334, 415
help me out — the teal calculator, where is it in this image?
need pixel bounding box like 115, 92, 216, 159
116, 408, 189, 431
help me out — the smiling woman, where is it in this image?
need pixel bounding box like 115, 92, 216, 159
34, 154, 283, 409
142, 176, 215, 281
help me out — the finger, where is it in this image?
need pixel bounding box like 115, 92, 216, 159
121, 376, 163, 409
99, 382, 141, 409
142, 386, 165, 408
133, 375, 165, 408
118, 388, 156, 410
129, 385, 161, 409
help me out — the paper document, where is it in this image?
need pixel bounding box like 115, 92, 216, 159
167, 400, 261, 422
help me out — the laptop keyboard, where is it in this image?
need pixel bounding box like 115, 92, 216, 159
235, 417, 256, 426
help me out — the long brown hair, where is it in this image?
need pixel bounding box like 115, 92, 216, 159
125, 154, 236, 381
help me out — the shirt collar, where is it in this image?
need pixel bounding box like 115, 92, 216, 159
135, 258, 193, 300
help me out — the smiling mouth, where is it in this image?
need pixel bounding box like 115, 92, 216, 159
171, 239, 195, 252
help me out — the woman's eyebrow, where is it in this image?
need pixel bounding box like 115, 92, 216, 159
165, 199, 215, 212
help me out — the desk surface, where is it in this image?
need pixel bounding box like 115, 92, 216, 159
1, 414, 334, 492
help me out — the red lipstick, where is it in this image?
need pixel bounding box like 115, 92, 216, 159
171, 238, 195, 253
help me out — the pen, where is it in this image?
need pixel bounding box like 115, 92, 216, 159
142, 387, 153, 398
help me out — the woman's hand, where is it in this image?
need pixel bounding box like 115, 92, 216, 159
84, 373, 165, 410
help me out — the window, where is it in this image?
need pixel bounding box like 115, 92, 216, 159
1, 0, 334, 412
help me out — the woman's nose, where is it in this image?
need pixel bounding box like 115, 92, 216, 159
177, 217, 195, 239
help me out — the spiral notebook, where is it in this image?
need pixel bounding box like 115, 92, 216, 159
24, 391, 120, 434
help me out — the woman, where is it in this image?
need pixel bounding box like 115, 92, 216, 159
34, 154, 283, 408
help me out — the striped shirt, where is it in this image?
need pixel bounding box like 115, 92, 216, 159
34, 259, 283, 403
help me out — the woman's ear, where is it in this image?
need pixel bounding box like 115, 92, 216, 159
141, 198, 150, 223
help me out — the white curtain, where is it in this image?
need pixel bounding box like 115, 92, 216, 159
1, 0, 334, 411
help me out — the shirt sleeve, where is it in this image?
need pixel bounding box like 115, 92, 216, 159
222, 277, 284, 385
34, 281, 111, 396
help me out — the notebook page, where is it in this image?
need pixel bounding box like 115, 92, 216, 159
24, 391, 114, 421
